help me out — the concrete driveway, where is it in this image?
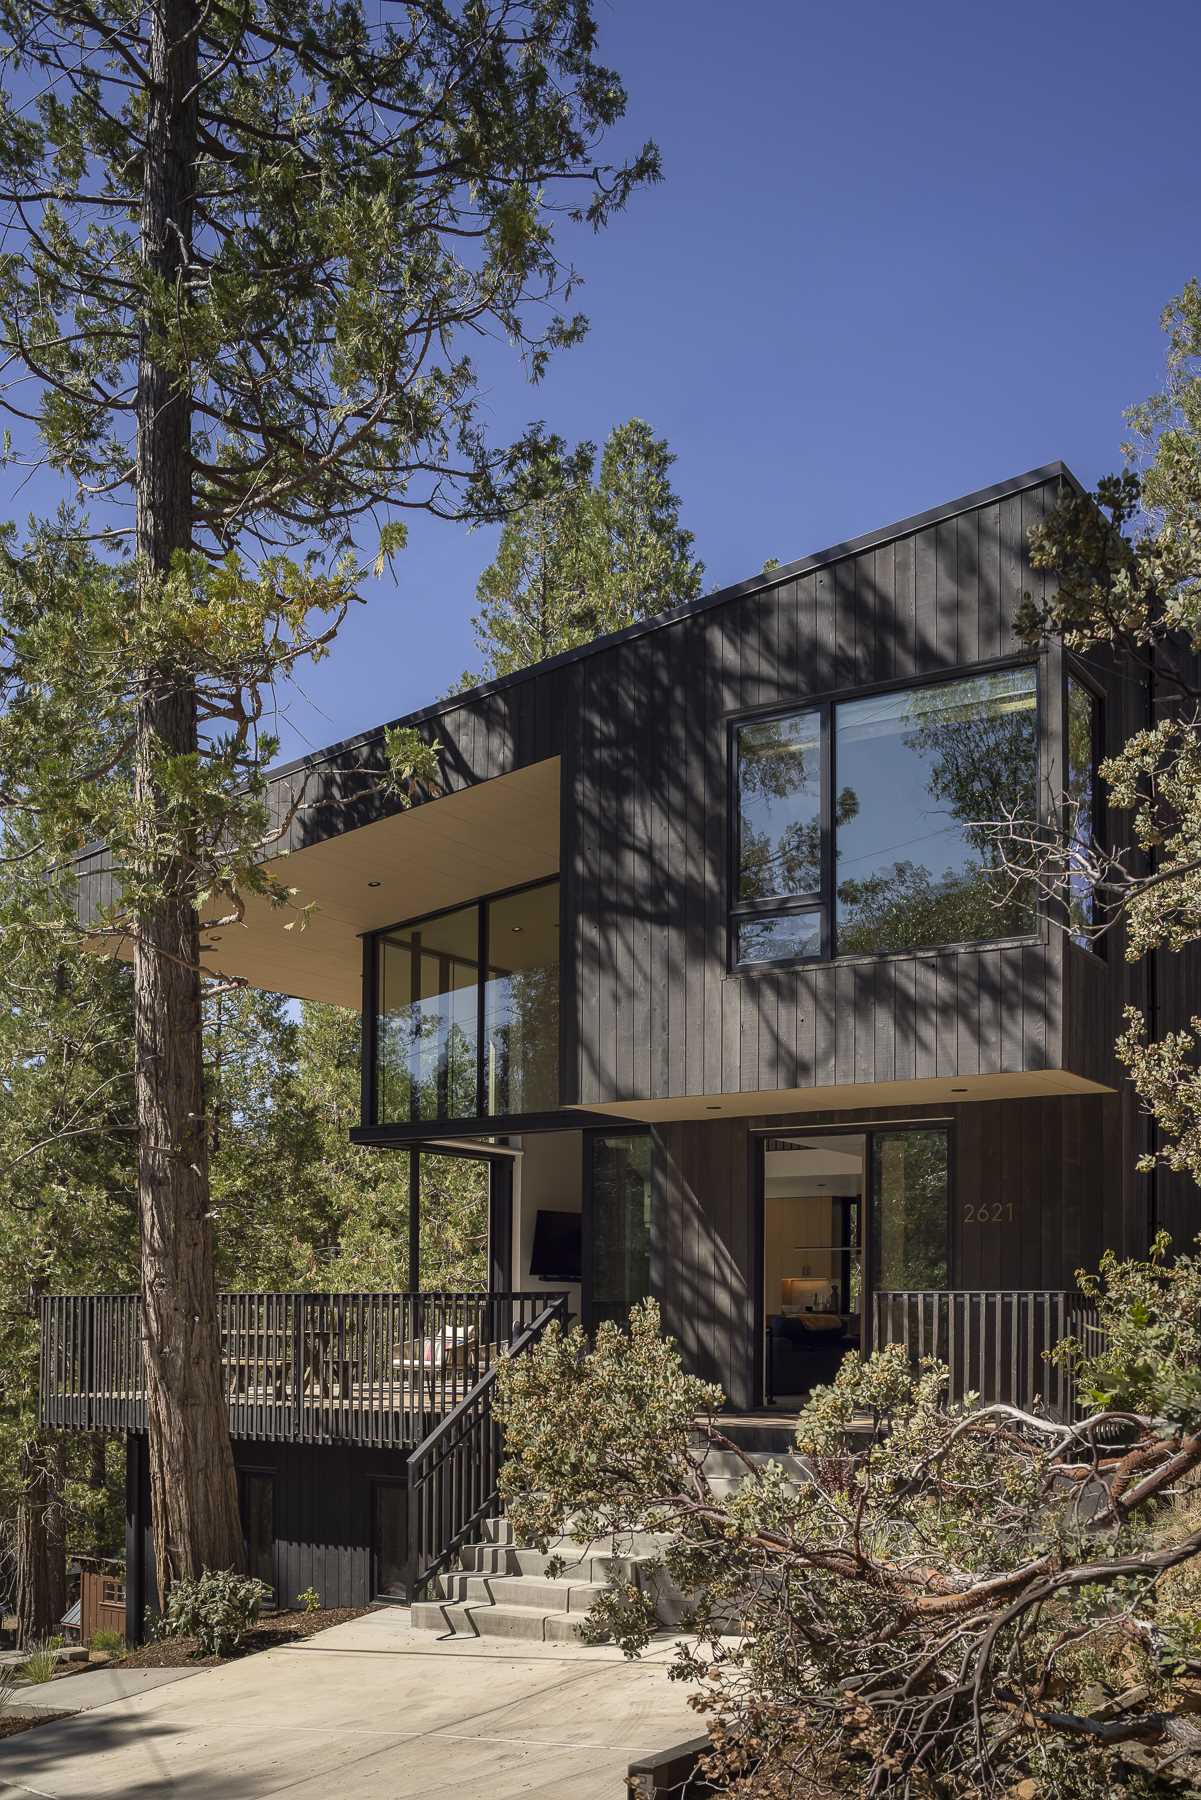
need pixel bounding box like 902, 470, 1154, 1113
0, 1608, 702, 1798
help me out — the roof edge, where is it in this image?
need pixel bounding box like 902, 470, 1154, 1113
251, 459, 1086, 788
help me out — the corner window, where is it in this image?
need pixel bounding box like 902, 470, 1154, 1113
1065, 676, 1101, 949
374, 879, 558, 1125
732, 666, 1039, 966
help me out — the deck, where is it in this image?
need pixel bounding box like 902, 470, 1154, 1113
40, 1291, 563, 1448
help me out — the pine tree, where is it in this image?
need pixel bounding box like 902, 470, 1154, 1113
0, 0, 657, 1595
465, 418, 703, 681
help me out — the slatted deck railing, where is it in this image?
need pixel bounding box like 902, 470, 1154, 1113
871, 1289, 1100, 1421
40, 1291, 564, 1447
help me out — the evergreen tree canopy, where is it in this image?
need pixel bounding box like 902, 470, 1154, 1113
464, 417, 703, 682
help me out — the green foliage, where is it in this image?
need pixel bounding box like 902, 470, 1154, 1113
463, 419, 703, 682
19, 1642, 57, 1684
162, 1569, 272, 1658
88, 1629, 125, 1655
1014, 279, 1201, 1184
1054, 1231, 1201, 1429
294, 1588, 321, 1615
498, 1284, 1201, 1796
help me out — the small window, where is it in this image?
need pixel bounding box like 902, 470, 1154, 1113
732, 709, 825, 963
1066, 676, 1101, 949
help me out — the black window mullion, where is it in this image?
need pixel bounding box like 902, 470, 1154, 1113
476, 901, 488, 1117
408, 934, 421, 1124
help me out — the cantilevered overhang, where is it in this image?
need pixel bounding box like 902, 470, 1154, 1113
90, 756, 560, 1010
570, 1068, 1115, 1123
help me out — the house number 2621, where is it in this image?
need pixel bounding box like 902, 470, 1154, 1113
962, 1202, 1014, 1225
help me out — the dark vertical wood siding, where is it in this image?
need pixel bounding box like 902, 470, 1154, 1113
125, 1434, 409, 1639
650, 1096, 1121, 1410
572, 474, 1070, 1109
648, 1094, 1130, 1404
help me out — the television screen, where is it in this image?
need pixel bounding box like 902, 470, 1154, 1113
530, 1209, 581, 1282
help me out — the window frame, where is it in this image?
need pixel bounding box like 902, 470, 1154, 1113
367, 872, 560, 1127
728, 657, 1042, 972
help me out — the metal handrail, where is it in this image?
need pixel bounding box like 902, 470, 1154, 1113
405, 1293, 569, 1601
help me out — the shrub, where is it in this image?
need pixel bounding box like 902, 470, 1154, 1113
19, 1642, 58, 1684
294, 1587, 321, 1615
498, 1280, 1201, 1798
0, 1668, 16, 1715
89, 1628, 126, 1655
162, 1569, 271, 1658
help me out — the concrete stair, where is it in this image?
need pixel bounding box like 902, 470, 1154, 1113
696, 1445, 810, 1499
411, 1518, 668, 1643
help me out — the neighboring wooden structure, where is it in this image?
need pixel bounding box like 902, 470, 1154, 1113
78, 1566, 126, 1645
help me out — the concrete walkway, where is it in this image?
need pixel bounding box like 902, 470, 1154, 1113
0, 1607, 703, 1797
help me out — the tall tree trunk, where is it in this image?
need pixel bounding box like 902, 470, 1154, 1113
134, 0, 242, 1603
15, 1435, 64, 1647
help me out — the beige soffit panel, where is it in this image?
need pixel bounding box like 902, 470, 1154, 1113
569, 1068, 1115, 1124
103, 758, 561, 1011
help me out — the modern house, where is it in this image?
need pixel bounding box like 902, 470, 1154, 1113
41, 461, 1195, 1637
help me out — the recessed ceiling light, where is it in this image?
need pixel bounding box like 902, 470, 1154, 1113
511, 925, 523, 933
367, 880, 381, 888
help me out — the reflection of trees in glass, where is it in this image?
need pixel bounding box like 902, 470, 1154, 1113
591, 1135, 652, 1325
1066, 679, 1098, 943
737, 713, 826, 900
488, 964, 559, 1112
873, 1130, 948, 1291
837, 673, 1037, 955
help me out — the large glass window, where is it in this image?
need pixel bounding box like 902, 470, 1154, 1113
1066, 676, 1101, 948
378, 904, 479, 1122
732, 666, 1039, 964
871, 1128, 949, 1291
373, 880, 558, 1124
485, 884, 560, 1114
588, 1134, 653, 1329
836, 668, 1037, 955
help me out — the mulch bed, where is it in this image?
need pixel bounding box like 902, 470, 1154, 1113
0, 1713, 71, 1740
118, 1605, 367, 1669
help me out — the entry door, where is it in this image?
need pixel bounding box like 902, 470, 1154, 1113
372, 1481, 408, 1600
238, 1470, 275, 1601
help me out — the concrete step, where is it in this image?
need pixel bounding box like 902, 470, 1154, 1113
480, 1516, 514, 1546
697, 1447, 809, 1491
432, 1572, 608, 1613
455, 1543, 652, 1584
410, 1599, 596, 1643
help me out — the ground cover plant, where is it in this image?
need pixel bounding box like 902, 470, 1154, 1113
497, 1253, 1201, 1798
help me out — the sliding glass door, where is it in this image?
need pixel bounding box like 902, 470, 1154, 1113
760, 1122, 950, 1403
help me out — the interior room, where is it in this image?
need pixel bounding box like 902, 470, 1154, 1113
762, 1133, 864, 1402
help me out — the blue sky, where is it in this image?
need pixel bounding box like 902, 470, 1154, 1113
11, 0, 1201, 761
277, 0, 1198, 760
